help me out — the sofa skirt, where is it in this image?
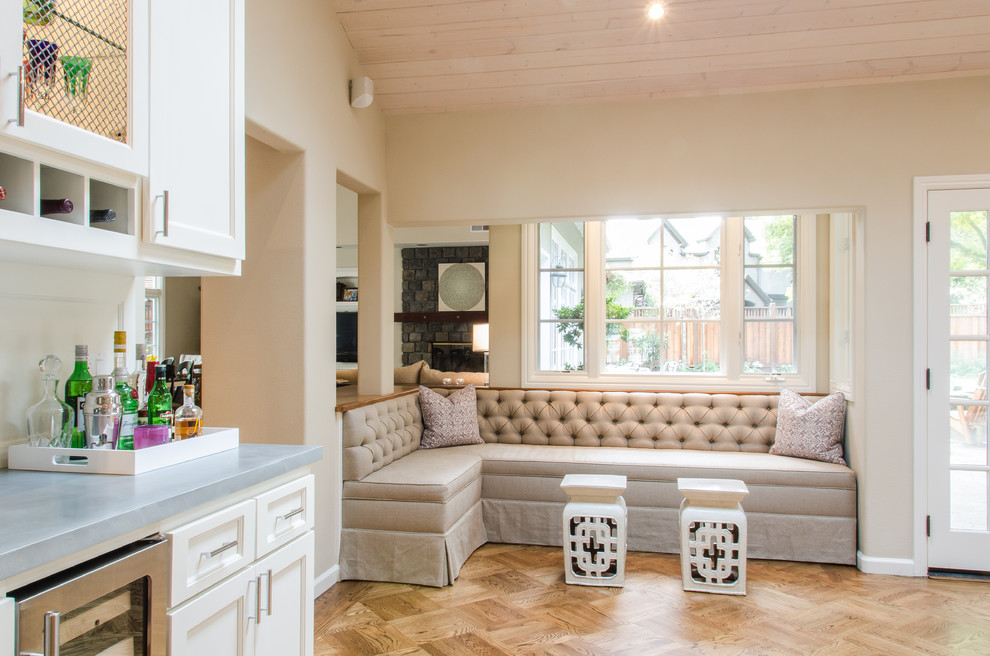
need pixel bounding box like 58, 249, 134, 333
481, 498, 857, 566
339, 500, 488, 587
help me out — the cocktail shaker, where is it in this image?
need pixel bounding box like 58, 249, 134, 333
84, 375, 121, 449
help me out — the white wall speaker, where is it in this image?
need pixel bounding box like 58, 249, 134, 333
350, 76, 374, 109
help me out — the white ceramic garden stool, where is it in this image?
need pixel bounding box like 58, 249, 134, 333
560, 473, 628, 587
677, 477, 750, 595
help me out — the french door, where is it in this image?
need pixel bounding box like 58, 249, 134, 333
927, 187, 990, 572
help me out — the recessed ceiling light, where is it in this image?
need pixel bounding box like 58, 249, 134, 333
647, 3, 665, 19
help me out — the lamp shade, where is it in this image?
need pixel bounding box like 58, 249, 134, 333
472, 323, 490, 352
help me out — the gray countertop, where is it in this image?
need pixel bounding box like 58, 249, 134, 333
0, 443, 322, 583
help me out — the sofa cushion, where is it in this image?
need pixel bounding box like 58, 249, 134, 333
457, 443, 856, 518
421, 367, 489, 386
342, 448, 482, 533
770, 388, 847, 465
419, 385, 484, 448
335, 360, 427, 385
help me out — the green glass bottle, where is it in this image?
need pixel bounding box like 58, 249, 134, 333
146, 364, 173, 439
64, 344, 92, 448
113, 331, 138, 450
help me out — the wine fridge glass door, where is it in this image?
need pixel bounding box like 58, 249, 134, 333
12, 538, 168, 655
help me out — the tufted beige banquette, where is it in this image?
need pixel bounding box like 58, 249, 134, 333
339, 388, 857, 587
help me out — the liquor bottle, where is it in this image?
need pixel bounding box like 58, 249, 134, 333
173, 385, 203, 440
40, 198, 73, 215
112, 331, 138, 450
26, 355, 73, 448
146, 364, 173, 438
64, 344, 92, 448
129, 343, 148, 410
90, 209, 116, 223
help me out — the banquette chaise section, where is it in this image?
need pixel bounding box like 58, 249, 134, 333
339, 388, 856, 587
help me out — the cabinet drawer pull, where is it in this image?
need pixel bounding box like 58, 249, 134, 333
266, 568, 273, 616
202, 540, 238, 559
9, 66, 24, 126
154, 190, 170, 239
279, 507, 304, 521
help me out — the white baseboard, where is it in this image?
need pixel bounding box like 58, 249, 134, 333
857, 551, 920, 577
314, 564, 340, 598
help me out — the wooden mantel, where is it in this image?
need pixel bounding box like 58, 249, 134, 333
394, 311, 488, 323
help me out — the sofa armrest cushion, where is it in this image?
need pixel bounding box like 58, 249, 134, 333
770, 388, 847, 465
419, 385, 484, 448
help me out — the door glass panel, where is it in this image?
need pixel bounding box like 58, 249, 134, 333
950, 470, 988, 531
950, 211, 988, 271
950, 277, 987, 337
949, 405, 988, 466
949, 340, 987, 393
23, 0, 129, 143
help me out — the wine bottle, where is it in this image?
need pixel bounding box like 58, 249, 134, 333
40, 198, 73, 215
146, 364, 173, 438
112, 331, 138, 450
90, 209, 116, 223
174, 385, 203, 440
64, 345, 92, 448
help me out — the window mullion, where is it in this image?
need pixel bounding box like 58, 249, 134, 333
585, 221, 604, 379
723, 216, 743, 380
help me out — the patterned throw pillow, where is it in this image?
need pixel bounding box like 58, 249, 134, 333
770, 388, 847, 465
418, 385, 483, 449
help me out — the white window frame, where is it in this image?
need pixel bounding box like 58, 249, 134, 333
522, 214, 818, 392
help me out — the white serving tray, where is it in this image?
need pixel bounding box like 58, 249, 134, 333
7, 427, 239, 475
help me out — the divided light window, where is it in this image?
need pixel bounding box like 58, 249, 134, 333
529, 215, 815, 390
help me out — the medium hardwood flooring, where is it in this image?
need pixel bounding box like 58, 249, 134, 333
315, 544, 990, 655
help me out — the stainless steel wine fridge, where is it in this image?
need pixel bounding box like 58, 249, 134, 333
10, 537, 167, 656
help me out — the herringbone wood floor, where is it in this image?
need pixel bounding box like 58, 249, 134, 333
315, 544, 990, 655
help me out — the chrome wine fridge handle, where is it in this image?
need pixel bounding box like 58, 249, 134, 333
44, 610, 60, 656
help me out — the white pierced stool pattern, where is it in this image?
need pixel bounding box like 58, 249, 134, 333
560, 474, 628, 587
677, 477, 750, 595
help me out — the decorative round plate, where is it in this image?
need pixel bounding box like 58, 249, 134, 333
438, 263, 485, 311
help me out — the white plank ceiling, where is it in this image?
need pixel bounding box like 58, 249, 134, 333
332, 0, 990, 114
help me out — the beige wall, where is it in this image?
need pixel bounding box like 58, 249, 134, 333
202, 0, 387, 584
384, 76, 990, 563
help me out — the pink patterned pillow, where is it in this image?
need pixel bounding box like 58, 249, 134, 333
770, 388, 847, 465
418, 385, 483, 449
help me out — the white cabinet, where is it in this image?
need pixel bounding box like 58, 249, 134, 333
167, 474, 314, 656
168, 566, 255, 656
255, 532, 314, 656
146, 0, 245, 260
0, 0, 244, 274
0, 0, 149, 175
168, 534, 313, 656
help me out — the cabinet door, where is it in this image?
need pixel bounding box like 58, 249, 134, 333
147, 0, 244, 260
254, 532, 314, 656
0, 0, 149, 175
168, 568, 256, 656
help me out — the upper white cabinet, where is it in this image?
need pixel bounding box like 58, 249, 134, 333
0, 0, 149, 176
0, 0, 244, 273
146, 0, 245, 261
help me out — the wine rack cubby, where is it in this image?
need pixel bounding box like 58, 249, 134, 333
0, 148, 137, 235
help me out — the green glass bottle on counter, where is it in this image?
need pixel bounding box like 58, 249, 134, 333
146, 364, 173, 438
112, 331, 138, 450
64, 344, 92, 448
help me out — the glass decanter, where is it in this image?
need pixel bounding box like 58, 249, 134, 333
26, 355, 74, 448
